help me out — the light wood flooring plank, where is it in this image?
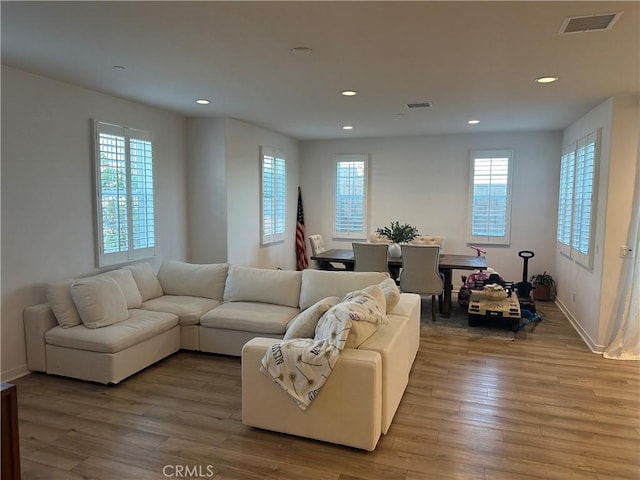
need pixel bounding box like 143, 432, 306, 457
12, 301, 639, 480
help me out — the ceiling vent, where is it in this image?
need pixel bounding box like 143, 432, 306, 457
559, 12, 622, 34
406, 102, 432, 109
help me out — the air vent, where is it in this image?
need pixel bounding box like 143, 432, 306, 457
406, 102, 432, 109
560, 12, 622, 34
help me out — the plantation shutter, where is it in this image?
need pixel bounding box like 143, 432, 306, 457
94, 121, 155, 267
557, 145, 575, 256
571, 130, 599, 267
334, 154, 368, 239
468, 150, 513, 245
261, 147, 286, 245
556, 129, 600, 269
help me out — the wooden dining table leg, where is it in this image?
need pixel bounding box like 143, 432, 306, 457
440, 268, 453, 317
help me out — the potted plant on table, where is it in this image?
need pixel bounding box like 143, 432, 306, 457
376, 221, 419, 257
530, 272, 555, 301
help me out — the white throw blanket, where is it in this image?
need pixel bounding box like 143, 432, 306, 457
261, 287, 387, 410
260, 311, 352, 410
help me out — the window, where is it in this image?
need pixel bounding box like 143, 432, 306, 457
261, 147, 286, 245
93, 120, 155, 267
468, 150, 513, 245
556, 129, 600, 269
334, 154, 369, 239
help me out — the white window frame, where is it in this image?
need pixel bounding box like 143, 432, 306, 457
260, 146, 286, 245
333, 154, 369, 240
556, 129, 600, 269
93, 120, 156, 267
467, 149, 514, 246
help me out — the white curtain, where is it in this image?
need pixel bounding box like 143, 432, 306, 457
603, 145, 640, 360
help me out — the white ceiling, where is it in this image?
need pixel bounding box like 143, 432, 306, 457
2, 1, 638, 140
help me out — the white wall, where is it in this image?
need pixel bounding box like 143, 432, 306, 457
601, 96, 640, 344
224, 118, 300, 270
1, 66, 189, 380
300, 131, 562, 284
556, 96, 639, 351
187, 117, 227, 263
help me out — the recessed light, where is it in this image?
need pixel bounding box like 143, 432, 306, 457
195, 99, 211, 105
535, 76, 559, 84
468, 119, 480, 125
291, 46, 312, 55
341, 90, 358, 96
342, 125, 353, 130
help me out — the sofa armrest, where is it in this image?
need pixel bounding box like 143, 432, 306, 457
24, 303, 58, 372
242, 337, 383, 451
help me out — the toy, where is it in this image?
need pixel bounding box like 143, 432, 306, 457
467, 284, 521, 331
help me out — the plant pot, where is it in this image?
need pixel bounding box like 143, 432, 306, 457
388, 243, 402, 257
532, 284, 551, 301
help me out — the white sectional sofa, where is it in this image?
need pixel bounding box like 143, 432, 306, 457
23, 260, 421, 450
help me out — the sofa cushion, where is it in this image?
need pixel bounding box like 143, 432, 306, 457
125, 263, 164, 301
100, 269, 143, 309
71, 276, 129, 329
142, 295, 221, 326
284, 296, 340, 340
46, 279, 82, 328
44, 309, 178, 354
379, 277, 400, 309
223, 266, 302, 308
157, 261, 229, 300
299, 270, 390, 310
200, 302, 298, 335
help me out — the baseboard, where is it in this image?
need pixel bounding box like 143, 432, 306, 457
554, 298, 606, 354
1, 364, 30, 383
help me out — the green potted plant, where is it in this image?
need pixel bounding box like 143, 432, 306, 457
376, 221, 419, 244
376, 221, 419, 257
530, 272, 555, 301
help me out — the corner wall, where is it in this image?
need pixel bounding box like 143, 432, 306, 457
187, 117, 228, 263
224, 118, 300, 270
1, 66, 189, 380
556, 95, 639, 352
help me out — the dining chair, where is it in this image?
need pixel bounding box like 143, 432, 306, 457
410, 235, 445, 252
368, 232, 392, 244
352, 243, 390, 273
308, 234, 345, 270
399, 244, 444, 322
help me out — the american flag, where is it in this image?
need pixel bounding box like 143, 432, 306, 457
296, 186, 309, 271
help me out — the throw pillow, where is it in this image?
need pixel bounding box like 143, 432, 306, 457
284, 296, 340, 340
70, 276, 129, 328
100, 269, 143, 309
342, 286, 389, 325
315, 288, 388, 348
124, 263, 164, 302
46, 279, 82, 328
379, 277, 400, 309
362, 284, 387, 315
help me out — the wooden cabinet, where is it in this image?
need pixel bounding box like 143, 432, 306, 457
1, 382, 21, 480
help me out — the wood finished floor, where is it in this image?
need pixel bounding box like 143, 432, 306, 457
13, 302, 640, 480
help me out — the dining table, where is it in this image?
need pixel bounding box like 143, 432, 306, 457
310, 248, 487, 318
